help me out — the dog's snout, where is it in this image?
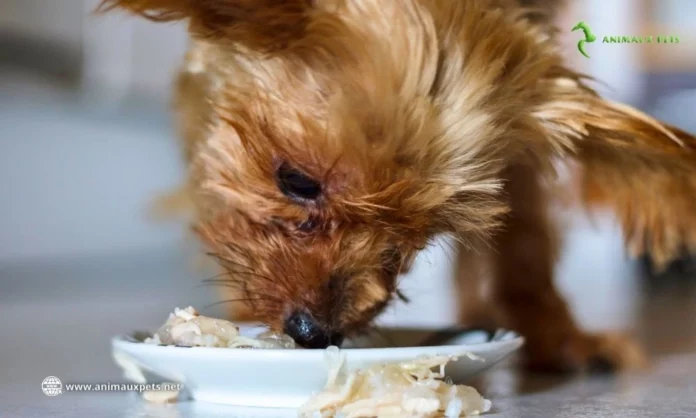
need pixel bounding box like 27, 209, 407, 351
284, 311, 343, 348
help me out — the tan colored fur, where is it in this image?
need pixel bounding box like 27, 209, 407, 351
100, 0, 694, 370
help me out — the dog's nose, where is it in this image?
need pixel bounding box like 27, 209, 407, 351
283, 311, 344, 348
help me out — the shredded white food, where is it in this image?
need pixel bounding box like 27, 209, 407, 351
142, 389, 180, 404
144, 306, 296, 349
112, 351, 148, 384
299, 347, 492, 418
137, 307, 492, 415
113, 350, 181, 403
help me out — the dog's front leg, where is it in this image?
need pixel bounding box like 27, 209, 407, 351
459, 163, 646, 372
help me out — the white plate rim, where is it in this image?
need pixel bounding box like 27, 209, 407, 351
112, 333, 525, 360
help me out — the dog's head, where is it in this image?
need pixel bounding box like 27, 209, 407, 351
102, 0, 574, 347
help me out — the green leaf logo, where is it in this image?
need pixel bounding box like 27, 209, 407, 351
572, 21, 597, 58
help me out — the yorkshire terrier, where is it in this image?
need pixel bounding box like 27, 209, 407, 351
100, 0, 695, 372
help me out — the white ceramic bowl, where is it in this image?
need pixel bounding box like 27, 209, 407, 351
111, 326, 523, 408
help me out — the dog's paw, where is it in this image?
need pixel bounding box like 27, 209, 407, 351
524, 332, 649, 373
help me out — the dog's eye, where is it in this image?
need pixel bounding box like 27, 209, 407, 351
276, 163, 322, 201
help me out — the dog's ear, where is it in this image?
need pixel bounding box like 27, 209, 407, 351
97, 0, 313, 51
536, 71, 696, 269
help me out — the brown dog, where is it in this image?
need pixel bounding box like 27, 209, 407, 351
100, 0, 695, 372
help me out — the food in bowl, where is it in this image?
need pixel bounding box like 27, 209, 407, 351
131, 307, 492, 416
299, 347, 491, 418
144, 306, 296, 349
142, 388, 180, 404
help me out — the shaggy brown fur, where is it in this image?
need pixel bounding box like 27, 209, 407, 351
100, 0, 694, 371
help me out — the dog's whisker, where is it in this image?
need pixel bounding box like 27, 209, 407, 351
203, 254, 292, 293
201, 283, 280, 298
395, 289, 410, 303
203, 270, 275, 284
365, 327, 396, 347
204, 297, 281, 310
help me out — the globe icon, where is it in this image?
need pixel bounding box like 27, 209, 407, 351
42, 376, 62, 396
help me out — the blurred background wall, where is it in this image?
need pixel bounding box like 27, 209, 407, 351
0, 0, 694, 329
0, 0, 189, 263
